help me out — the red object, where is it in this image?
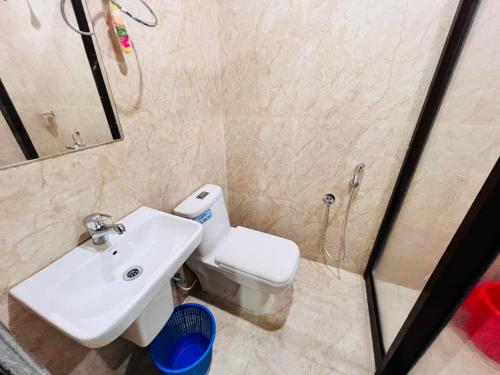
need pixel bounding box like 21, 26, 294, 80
462, 281, 500, 363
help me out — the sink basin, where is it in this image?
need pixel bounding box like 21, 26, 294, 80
10, 207, 202, 348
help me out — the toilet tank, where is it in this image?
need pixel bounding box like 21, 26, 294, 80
174, 184, 230, 257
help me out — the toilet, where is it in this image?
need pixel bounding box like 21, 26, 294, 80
174, 184, 300, 312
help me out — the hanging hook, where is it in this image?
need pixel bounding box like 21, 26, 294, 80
60, 0, 95, 36
110, 0, 158, 27
61, 0, 158, 36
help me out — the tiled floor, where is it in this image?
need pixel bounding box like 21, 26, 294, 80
410, 322, 500, 375
127, 259, 374, 375
373, 278, 420, 350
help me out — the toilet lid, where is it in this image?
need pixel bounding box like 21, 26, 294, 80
214, 227, 300, 287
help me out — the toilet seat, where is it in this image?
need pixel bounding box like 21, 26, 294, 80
214, 227, 300, 288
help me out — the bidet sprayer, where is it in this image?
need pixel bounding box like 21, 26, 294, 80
351, 163, 366, 188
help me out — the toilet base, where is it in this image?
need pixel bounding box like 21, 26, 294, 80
188, 259, 286, 313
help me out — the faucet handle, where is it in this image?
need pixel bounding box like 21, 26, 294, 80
83, 213, 112, 230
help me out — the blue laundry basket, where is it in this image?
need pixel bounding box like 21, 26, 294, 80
151, 303, 216, 375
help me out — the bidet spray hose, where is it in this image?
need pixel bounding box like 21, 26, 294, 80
321, 189, 355, 262
321, 163, 365, 264
321, 195, 336, 261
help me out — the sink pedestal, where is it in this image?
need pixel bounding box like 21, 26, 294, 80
122, 285, 174, 346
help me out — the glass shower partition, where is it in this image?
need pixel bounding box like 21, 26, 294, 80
363, 0, 500, 373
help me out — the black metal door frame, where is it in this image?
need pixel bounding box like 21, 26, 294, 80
361, 0, 500, 373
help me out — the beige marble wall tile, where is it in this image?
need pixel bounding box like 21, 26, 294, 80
218, 0, 458, 121
437, 0, 500, 127
218, 0, 459, 273
0, 0, 226, 374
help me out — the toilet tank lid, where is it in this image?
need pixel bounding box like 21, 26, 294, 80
173, 184, 222, 218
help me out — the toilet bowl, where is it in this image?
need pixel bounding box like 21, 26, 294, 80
174, 184, 300, 312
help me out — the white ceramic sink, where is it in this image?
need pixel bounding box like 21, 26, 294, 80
10, 207, 202, 348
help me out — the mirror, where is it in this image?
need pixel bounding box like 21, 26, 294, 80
0, 0, 122, 170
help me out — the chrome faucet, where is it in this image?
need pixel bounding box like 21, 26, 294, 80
83, 213, 126, 245
66, 129, 87, 151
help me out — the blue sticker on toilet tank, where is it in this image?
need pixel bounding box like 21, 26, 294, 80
193, 209, 212, 224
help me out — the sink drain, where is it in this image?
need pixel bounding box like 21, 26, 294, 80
123, 266, 143, 281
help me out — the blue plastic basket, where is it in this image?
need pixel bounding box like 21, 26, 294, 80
151, 303, 216, 375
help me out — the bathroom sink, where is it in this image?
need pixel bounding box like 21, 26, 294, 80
10, 207, 202, 348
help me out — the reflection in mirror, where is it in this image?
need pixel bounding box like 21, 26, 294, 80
0, 0, 122, 170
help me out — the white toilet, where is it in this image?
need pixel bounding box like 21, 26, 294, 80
174, 184, 300, 312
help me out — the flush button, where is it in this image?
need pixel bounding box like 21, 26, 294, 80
196, 191, 209, 199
